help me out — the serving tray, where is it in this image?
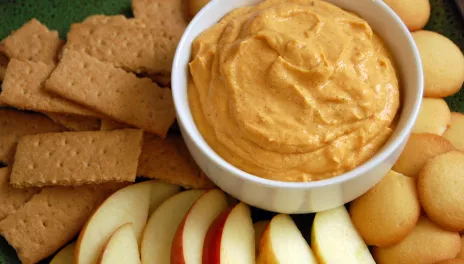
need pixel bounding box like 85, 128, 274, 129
0, 0, 462, 263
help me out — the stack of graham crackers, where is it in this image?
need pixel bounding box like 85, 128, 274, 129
0, 0, 213, 263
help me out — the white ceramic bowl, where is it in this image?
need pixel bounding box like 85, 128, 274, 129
172, 0, 423, 213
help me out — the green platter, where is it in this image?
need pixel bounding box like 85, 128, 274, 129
0, 0, 463, 263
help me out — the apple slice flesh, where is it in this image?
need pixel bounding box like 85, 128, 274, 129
257, 214, 318, 264
98, 223, 140, 264
171, 189, 228, 264
203, 202, 255, 264
254, 220, 270, 254
50, 242, 75, 264
141, 189, 205, 264
75, 180, 178, 264
311, 206, 375, 264
149, 181, 181, 215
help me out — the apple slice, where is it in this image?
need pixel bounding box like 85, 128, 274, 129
141, 189, 205, 264
254, 220, 270, 254
97, 223, 140, 264
149, 181, 181, 215
50, 242, 75, 264
171, 189, 228, 264
311, 206, 375, 264
76, 180, 177, 264
202, 202, 255, 264
257, 214, 318, 264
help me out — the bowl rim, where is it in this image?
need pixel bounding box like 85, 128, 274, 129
171, 0, 424, 190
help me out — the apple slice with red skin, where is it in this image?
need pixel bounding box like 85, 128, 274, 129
257, 214, 318, 264
141, 189, 205, 264
253, 220, 270, 254
171, 189, 228, 264
202, 202, 254, 264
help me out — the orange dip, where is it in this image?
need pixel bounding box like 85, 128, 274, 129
188, 0, 400, 182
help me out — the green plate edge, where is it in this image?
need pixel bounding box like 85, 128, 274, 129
0, 0, 463, 263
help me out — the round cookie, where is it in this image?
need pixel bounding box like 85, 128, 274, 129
412, 30, 464, 98
412, 98, 451, 135
382, 0, 430, 31
349, 170, 420, 247
418, 151, 464, 231
393, 133, 454, 177
436, 259, 464, 264
458, 235, 464, 258
444, 113, 464, 151
373, 216, 461, 264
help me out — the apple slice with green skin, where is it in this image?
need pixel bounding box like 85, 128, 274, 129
171, 189, 229, 264
202, 202, 255, 264
75, 180, 178, 264
98, 223, 140, 264
50, 242, 75, 264
311, 206, 375, 264
257, 214, 318, 264
141, 189, 205, 264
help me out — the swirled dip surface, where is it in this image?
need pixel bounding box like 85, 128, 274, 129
188, 0, 400, 182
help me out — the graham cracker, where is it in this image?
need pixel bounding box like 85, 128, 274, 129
0, 183, 125, 264
45, 51, 176, 138
0, 109, 66, 164
0, 167, 39, 221
138, 134, 214, 188
10, 129, 143, 188
100, 119, 131, 131
64, 23, 177, 75
2, 19, 64, 64
46, 113, 101, 131
82, 15, 148, 27
151, 73, 171, 87
0, 47, 8, 81
132, 0, 189, 31
0, 59, 100, 116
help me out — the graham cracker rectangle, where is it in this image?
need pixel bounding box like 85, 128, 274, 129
0, 109, 66, 164
82, 15, 148, 27
64, 23, 176, 75
100, 119, 131, 131
0, 167, 39, 221
0, 59, 100, 116
132, 0, 189, 30
46, 113, 101, 131
0, 48, 8, 81
45, 51, 176, 138
10, 129, 143, 188
138, 134, 214, 188
151, 73, 171, 87
2, 19, 64, 64
0, 183, 125, 264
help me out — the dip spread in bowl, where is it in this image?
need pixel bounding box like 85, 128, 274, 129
188, 0, 400, 182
